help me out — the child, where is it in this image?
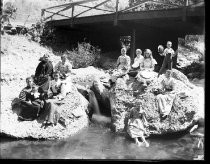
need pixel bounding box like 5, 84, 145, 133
27, 85, 44, 116
30, 85, 44, 106
48, 71, 65, 100
158, 41, 175, 77
127, 107, 149, 147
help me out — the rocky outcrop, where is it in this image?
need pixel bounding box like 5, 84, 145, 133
110, 69, 204, 136
0, 86, 89, 140
71, 66, 110, 86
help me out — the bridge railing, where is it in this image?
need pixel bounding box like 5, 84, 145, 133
41, 0, 204, 24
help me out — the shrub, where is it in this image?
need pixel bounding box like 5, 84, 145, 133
64, 42, 101, 69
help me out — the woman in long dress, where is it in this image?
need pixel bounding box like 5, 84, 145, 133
111, 47, 131, 83
156, 69, 176, 118
135, 49, 157, 85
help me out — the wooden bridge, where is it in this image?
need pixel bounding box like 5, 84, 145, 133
41, 0, 205, 61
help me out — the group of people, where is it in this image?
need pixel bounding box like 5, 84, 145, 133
16, 40, 180, 147
111, 41, 180, 147
17, 53, 73, 128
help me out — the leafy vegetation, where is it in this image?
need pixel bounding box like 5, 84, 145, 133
54, 42, 101, 69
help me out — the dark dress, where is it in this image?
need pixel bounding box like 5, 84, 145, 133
34, 60, 53, 92
17, 87, 43, 121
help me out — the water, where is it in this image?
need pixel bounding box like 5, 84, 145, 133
0, 115, 203, 160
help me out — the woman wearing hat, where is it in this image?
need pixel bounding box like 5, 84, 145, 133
34, 53, 54, 92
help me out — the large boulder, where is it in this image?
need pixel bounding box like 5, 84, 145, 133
0, 85, 89, 140
110, 69, 204, 136
71, 66, 110, 86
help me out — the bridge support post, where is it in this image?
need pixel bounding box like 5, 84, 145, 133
130, 28, 136, 62
71, 5, 75, 27
114, 0, 119, 26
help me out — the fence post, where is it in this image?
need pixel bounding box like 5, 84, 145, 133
182, 0, 188, 21
114, 0, 119, 26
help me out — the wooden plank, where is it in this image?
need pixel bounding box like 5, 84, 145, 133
45, 10, 71, 19
73, 0, 111, 18
71, 5, 75, 27
77, 4, 114, 13
44, 0, 98, 10
44, 5, 73, 21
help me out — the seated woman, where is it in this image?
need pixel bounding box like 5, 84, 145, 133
127, 107, 149, 147
48, 71, 71, 100
54, 54, 73, 80
156, 69, 176, 119
34, 53, 54, 92
135, 49, 157, 85
129, 49, 144, 77
131, 49, 144, 71
111, 47, 131, 82
16, 77, 59, 127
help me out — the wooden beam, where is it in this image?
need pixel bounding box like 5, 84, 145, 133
45, 10, 71, 19
114, 0, 119, 26
71, 5, 75, 27
130, 28, 136, 62
44, 0, 98, 10
44, 5, 73, 21
73, 0, 111, 18
77, 4, 114, 13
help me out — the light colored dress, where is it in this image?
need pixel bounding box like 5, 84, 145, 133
54, 61, 73, 89
132, 55, 144, 69
111, 55, 131, 82
156, 77, 176, 116
136, 58, 157, 82
127, 118, 145, 138
54, 61, 72, 75
116, 55, 131, 72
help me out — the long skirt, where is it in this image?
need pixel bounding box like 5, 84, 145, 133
127, 126, 144, 138
156, 93, 176, 115
18, 101, 41, 121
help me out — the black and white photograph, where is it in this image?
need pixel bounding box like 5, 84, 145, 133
0, 0, 205, 160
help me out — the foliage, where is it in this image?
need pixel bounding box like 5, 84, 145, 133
39, 23, 56, 46
128, 0, 202, 11
59, 42, 101, 69
1, 2, 17, 25
179, 61, 204, 79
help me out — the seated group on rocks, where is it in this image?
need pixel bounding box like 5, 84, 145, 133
17, 53, 73, 128
14, 40, 194, 147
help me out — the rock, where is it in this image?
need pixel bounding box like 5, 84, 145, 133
71, 66, 110, 85
110, 69, 203, 136
0, 86, 89, 140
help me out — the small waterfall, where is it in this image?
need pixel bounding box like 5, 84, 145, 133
88, 90, 101, 115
